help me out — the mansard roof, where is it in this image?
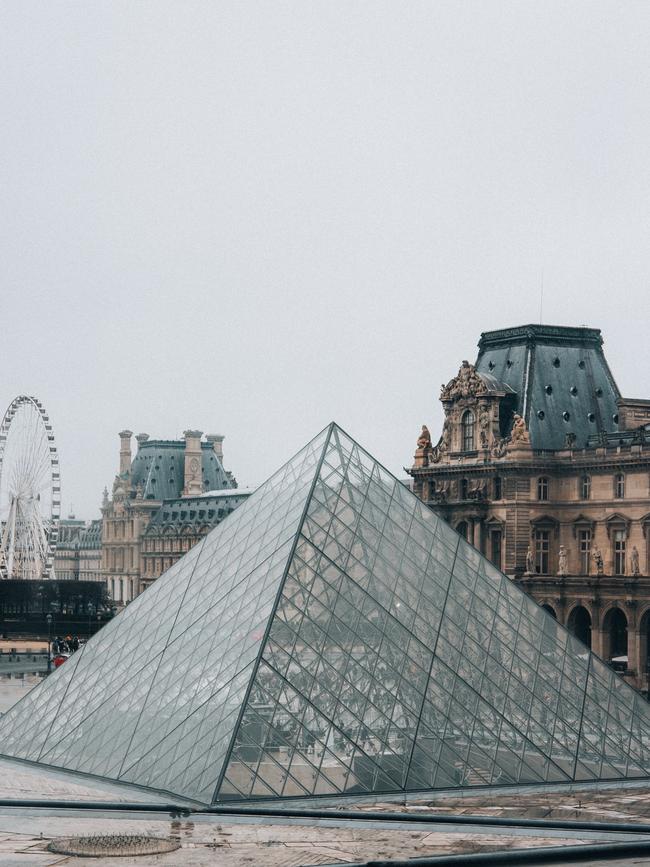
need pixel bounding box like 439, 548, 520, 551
142, 491, 251, 535
130, 440, 234, 501
475, 324, 621, 451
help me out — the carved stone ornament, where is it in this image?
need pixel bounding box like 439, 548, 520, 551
440, 361, 488, 401
558, 545, 568, 577
429, 418, 451, 464
491, 436, 509, 458
631, 545, 640, 577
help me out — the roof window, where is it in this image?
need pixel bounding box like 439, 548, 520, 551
613, 413, 619, 424
595, 387, 603, 397
570, 386, 578, 396
553, 357, 560, 367
563, 412, 571, 421
587, 413, 595, 422
545, 385, 553, 395
537, 410, 545, 419
506, 359, 513, 368
578, 360, 586, 369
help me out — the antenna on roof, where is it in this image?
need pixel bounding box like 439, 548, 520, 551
539, 268, 544, 324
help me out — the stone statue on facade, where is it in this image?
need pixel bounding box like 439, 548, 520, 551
479, 407, 490, 448
417, 425, 432, 450
525, 546, 535, 575
631, 545, 640, 576
511, 413, 529, 444
593, 546, 604, 576
558, 545, 568, 577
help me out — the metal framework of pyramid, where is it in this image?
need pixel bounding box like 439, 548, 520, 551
2, 423, 650, 804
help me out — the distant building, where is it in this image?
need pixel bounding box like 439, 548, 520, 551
53, 516, 103, 583
101, 430, 249, 603
409, 324, 650, 694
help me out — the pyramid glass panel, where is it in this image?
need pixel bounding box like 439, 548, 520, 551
1, 423, 650, 803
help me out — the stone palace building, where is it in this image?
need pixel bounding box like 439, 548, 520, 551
101, 429, 249, 603
409, 324, 650, 695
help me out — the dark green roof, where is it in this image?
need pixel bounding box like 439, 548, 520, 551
130, 440, 234, 500
475, 324, 621, 450
143, 491, 250, 535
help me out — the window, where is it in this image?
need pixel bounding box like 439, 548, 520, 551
494, 476, 502, 499
614, 473, 625, 499
534, 530, 550, 574
614, 530, 626, 575
579, 529, 591, 574
461, 478, 469, 499
537, 477, 549, 501
580, 475, 591, 500
490, 531, 502, 569
462, 411, 475, 451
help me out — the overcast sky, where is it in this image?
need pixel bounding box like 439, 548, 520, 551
2, 2, 650, 518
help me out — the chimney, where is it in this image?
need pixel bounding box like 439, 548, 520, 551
118, 430, 133, 475
206, 434, 225, 462
183, 430, 203, 496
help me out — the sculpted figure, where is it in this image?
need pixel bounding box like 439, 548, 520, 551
440, 361, 487, 401
525, 546, 535, 575
631, 545, 640, 576
593, 546, 604, 575
417, 425, 432, 450
511, 412, 528, 443
558, 545, 568, 577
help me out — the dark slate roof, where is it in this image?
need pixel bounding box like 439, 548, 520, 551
79, 520, 102, 550
143, 491, 250, 535
130, 440, 234, 501
475, 325, 621, 451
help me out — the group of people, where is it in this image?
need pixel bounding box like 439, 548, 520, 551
51, 635, 80, 655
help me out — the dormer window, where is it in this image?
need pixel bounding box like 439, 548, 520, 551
462, 410, 475, 452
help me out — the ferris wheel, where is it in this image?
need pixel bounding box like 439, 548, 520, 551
0, 396, 61, 580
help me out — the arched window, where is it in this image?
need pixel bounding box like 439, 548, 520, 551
614, 473, 625, 499
603, 607, 628, 665
580, 475, 591, 500
567, 605, 592, 649
537, 477, 549, 501
461, 411, 475, 452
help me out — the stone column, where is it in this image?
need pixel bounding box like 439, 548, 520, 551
591, 628, 606, 659
118, 431, 133, 475
183, 430, 204, 496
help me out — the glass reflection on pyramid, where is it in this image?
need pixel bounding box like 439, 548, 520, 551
1, 423, 649, 804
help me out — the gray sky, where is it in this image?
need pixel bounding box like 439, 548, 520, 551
2, 2, 650, 518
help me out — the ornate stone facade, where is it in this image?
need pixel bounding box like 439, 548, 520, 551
101, 429, 247, 603
409, 325, 650, 695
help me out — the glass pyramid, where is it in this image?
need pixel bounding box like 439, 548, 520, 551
1, 423, 650, 804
